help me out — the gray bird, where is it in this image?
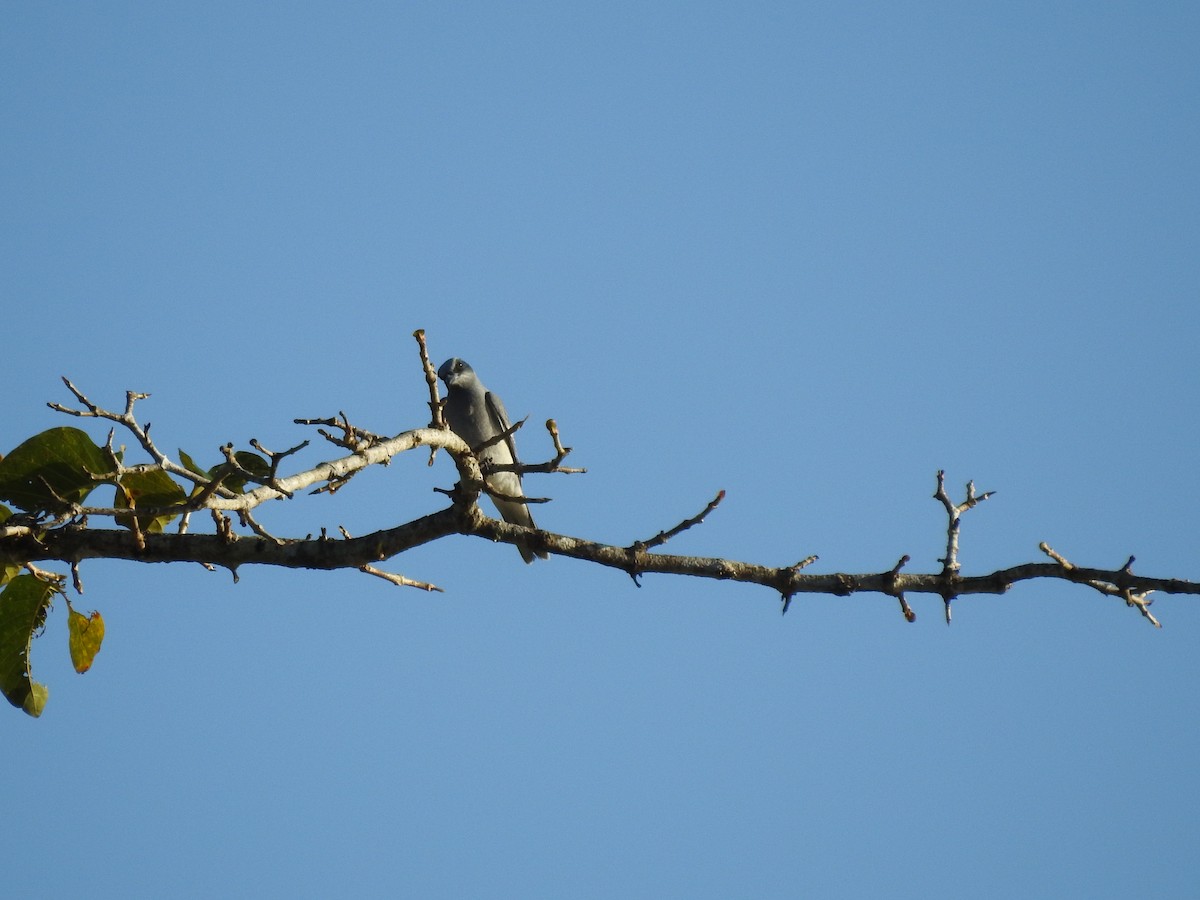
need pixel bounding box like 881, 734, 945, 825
438, 358, 548, 563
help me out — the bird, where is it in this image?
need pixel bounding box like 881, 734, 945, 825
437, 357, 548, 563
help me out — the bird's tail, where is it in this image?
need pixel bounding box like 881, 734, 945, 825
516, 536, 549, 564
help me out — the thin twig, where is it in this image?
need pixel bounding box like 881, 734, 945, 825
413, 329, 446, 430
933, 470, 996, 623
780, 554, 819, 615
630, 490, 726, 552
239, 509, 284, 543
360, 563, 444, 592
1040, 543, 1162, 627
883, 554, 916, 622
623, 491, 726, 588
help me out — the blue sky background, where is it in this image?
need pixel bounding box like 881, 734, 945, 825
3, 3, 1198, 897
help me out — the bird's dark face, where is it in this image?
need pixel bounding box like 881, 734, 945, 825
438, 357, 475, 390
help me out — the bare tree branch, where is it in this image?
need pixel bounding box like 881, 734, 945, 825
4, 488, 1196, 624
2, 348, 1196, 629
412, 328, 446, 430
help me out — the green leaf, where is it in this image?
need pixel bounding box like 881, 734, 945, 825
178, 448, 268, 494
114, 467, 187, 533
178, 448, 209, 479
67, 603, 105, 674
225, 451, 270, 494
0, 427, 116, 513
0, 575, 59, 717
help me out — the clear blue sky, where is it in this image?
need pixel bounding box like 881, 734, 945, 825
4, 3, 1198, 897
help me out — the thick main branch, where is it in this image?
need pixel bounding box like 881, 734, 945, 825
5, 511, 1196, 609
0, 507, 469, 573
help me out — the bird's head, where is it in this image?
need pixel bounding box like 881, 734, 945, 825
438, 357, 476, 391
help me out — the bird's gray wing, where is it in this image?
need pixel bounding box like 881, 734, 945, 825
484, 390, 522, 482
485, 388, 546, 562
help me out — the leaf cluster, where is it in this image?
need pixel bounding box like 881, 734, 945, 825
0, 426, 265, 717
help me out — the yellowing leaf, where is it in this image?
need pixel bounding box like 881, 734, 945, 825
68, 605, 105, 674
22, 682, 48, 717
